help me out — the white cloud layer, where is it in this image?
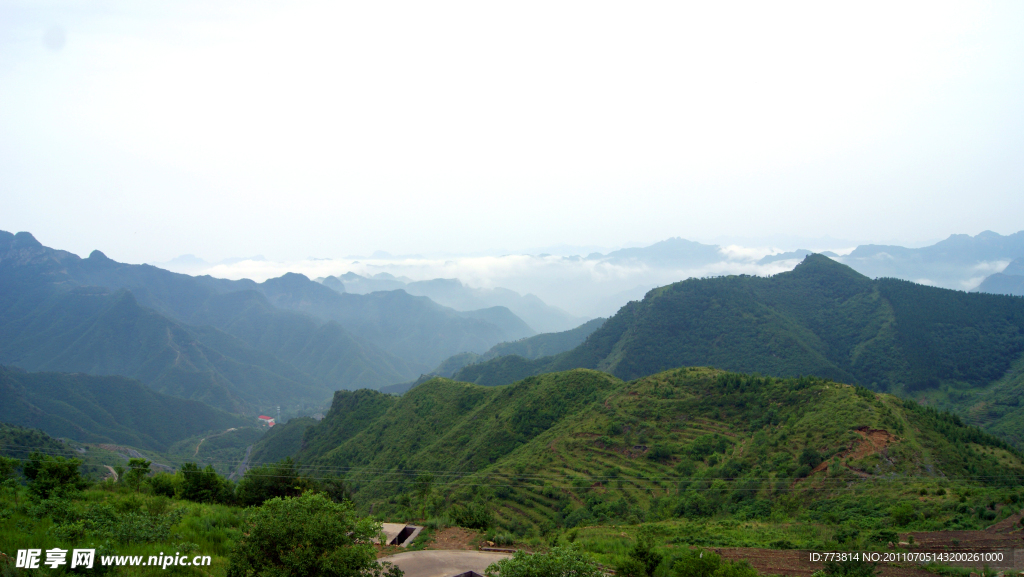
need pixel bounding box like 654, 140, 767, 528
172, 249, 804, 317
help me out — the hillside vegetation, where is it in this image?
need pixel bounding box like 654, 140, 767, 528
0, 366, 248, 452
381, 318, 607, 394
454, 256, 1024, 444
266, 367, 1024, 545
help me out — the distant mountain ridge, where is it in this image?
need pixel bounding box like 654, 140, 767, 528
973, 257, 1024, 297
317, 273, 586, 333
455, 255, 1024, 400
379, 317, 607, 394
0, 230, 538, 412
837, 230, 1024, 289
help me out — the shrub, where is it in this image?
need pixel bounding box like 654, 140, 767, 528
178, 462, 233, 504
618, 526, 662, 577
799, 448, 823, 468
647, 445, 673, 463
671, 548, 756, 577
485, 545, 603, 577
449, 501, 493, 529
148, 472, 178, 497
23, 453, 88, 500
227, 492, 403, 577
889, 502, 917, 526
236, 458, 312, 506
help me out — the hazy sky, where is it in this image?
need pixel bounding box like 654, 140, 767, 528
2, 1, 1023, 264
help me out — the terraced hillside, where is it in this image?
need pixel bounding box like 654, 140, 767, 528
267, 367, 1024, 544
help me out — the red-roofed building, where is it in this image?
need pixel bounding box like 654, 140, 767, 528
257, 415, 275, 427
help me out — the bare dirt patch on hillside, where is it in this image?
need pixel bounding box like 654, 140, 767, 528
427, 527, 479, 550
849, 427, 897, 460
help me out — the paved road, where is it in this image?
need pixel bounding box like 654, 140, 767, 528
380, 550, 512, 577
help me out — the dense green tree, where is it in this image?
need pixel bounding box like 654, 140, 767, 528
178, 462, 233, 504
124, 458, 151, 493
0, 455, 17, 480
227, 492, 402, 577
236, 458, 312, 506
148, 471, 178, 497
0, 455, 19, 505
633, 526, 664, 577
485, 545, 603, 577
23, 452, 88, 499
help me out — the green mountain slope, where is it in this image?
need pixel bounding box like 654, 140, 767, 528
455, 255, 1024, 397
251, 388, 399, 468
303, 370, 621, 494
0, 284, 329, 414
479, 318, 607, 363
380, 318, 608, 394
0, 366, 247, 452
0, 421, 75, 460
292, 368, 1024, 537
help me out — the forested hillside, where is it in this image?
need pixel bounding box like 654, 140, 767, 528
270, 367, 1024, 539
0, 230, 538, 411
455, 255, 1024, 400
0, 366, 248, 451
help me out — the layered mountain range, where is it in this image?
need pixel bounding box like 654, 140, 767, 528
319, 273, 586, 333
973, 257, 1024, 297
442, 255, 1024, 445
0, 230, 537, 417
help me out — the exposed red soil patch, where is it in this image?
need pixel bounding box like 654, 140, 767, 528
798, 428, 897, 484
426, 527, 479, 550
850, 427, 897, 460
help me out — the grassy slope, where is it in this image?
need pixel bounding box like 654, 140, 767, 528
306, 371, 621, 496
0, 486, 245, 577
444, 368, 1022, 534
292, 368, 1023, 543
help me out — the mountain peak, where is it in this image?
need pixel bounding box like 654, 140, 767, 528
88, 250, 112, 261
787, 253, 872, 283
12, 231, 42, 249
